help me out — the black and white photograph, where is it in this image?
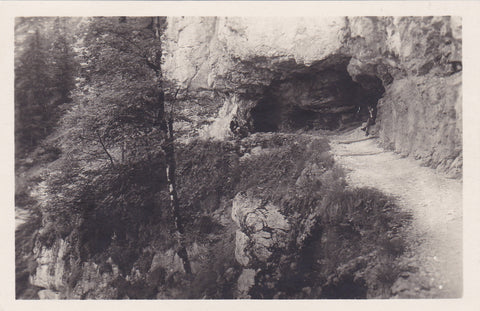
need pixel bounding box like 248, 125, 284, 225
6, 2, 478, 305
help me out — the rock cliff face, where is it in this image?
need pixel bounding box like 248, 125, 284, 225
163, 16, 462, 177
231, 192, 292, 297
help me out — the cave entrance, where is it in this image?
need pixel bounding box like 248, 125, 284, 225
249, 56, 385, 133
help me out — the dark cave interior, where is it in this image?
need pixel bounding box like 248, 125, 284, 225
249, 55, 385, 133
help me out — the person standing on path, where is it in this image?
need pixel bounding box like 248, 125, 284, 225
361, 105, 376, 136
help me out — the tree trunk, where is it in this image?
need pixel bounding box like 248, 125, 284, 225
164, 113, 191, 274
153, 16, 192, 274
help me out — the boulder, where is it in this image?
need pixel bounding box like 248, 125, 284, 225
231, 192, 291, 268
236, 268, 256, 298
150, 248, 185, 277
30, 239, 68, 290
37, 289, 61, 299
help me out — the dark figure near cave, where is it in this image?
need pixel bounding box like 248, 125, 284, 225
361, 105, 376, 136
230, 115, 248, 138
230, 116, 239, 135
355, 106, 362, 121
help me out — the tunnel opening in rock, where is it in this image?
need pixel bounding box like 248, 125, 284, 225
248, 55, 385, 133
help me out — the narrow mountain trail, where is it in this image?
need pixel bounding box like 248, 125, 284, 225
329, 128, 462, 298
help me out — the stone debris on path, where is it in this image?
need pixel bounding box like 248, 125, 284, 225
330, 128, 462, 298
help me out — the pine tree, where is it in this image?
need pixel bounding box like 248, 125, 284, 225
50, 17, 77, 107
15, 28, 52, 156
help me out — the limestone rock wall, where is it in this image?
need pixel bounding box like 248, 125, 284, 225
29, 238, 120, 299
163, 17, 347, 89
345, 17, 462, 177
231, 192, 292, 297
377, 74, 462, 178
30, 239, 68, 291
163, 16, 462, 176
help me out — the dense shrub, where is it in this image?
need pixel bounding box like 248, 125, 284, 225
176, 139, 240, 218
237, 133, 331, 202
39, 155, 172, 271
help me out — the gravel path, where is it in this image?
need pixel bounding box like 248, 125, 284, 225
330, 128, 462, 298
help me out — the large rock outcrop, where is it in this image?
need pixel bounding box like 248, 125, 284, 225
231, 192, 291, 297
163, 16, 462, 177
